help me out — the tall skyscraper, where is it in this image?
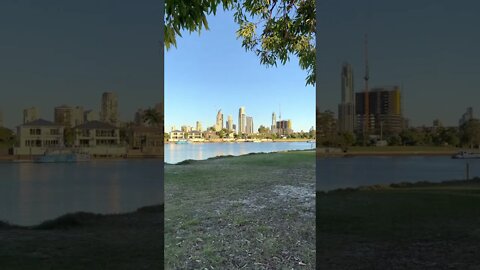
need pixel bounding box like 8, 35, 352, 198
338, 63, 355, 133
238, 107, 246, 134
23, 107, 39, 124
355, 86, 403, 135
215, 109, 223, 131
341, 63, 354, 103
196, 121, 202, 132
271, 112, 277, 133
100, 92, 118, 125
246, 116, 254, 134
227, 115, 233, 131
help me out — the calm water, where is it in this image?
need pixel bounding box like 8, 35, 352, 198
165, 142, 315, 164
0, 160, 163, 226
317, 156, 480, 191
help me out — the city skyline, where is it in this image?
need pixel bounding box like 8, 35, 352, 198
316, 0, 480, 127
165, 9, 315, 133
169, 105, 302, 133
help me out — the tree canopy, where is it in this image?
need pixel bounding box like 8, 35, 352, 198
165, 0, 316, 85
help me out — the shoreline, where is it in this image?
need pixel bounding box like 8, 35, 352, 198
165, 148, 315, 165
164, 139, 313, 144
0, 204, 163, 229
320, 177, 480, 194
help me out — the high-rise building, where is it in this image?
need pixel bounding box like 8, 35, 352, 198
100, 92, 118, 125
341, 63, 354, 103
355, 86, 403, 135
72, 106, 84, 127
276, 120, 293, 135
196, 121, 202, 132
23, 107, 39, 124
238, 107, 246, 134
84, 110, 99, 122
227, 115, 233, 131
215, 109, 223, 131
134, 109, 145, 125
271, 112, 277, 133
338, 63, 355, 133
54, 105, 84, 127
459, 107, 474, 126
246, 116, 254, 134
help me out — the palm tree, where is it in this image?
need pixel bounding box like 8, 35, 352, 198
142, 108, 161, 127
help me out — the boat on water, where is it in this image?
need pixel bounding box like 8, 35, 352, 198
452, 151, 480, 159
34, 149, 90, 163
176, 139, 190, 144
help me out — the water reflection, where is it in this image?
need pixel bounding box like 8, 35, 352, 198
0, 160, 163, 226
316, 156, 479, 191
165, 142, 313, 164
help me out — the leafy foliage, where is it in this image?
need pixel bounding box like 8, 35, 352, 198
165, 0, 316, 85
143, 108, 162, 127
460, 119, 480, 148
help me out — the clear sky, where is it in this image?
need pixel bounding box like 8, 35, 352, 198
317, 0, 480, 127
165, 9, 315, 133
0, 1, 162, 129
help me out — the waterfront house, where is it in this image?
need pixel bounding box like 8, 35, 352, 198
129, 126, 163, 153
187, 131, 204, 141
169, 130, 184, 141
73, 121, 126, 157
14, 119, 64, 156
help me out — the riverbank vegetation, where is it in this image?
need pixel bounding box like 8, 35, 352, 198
0, 127, 15, 150
317, 178, 480, 269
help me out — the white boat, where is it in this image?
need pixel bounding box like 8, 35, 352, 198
34, 149, 90, 163
176, 139, 190, 144
452, 151, 480, 159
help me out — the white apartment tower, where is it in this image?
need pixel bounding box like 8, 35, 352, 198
271, 112, 277, 133
215, 109, 223, 131
238, 107, 246, 134
227, 115, 233, 131
100, 92, 118, 126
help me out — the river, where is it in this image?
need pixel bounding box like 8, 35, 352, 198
317, 155, 480, 191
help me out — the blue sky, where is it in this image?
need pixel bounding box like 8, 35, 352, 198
0, 1, 162, 129
316, 0, 480, 127
165, 9, 315, 132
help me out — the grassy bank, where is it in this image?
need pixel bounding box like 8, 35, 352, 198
0, 205, 164, 269
165, 151, 316, 269
317, 179, 480, 269
316, 146, 460, 157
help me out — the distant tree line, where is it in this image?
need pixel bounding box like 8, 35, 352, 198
316, 110, 480, 149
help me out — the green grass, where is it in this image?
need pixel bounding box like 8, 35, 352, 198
165, 150, 316, 269
317, 180, 480, 268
